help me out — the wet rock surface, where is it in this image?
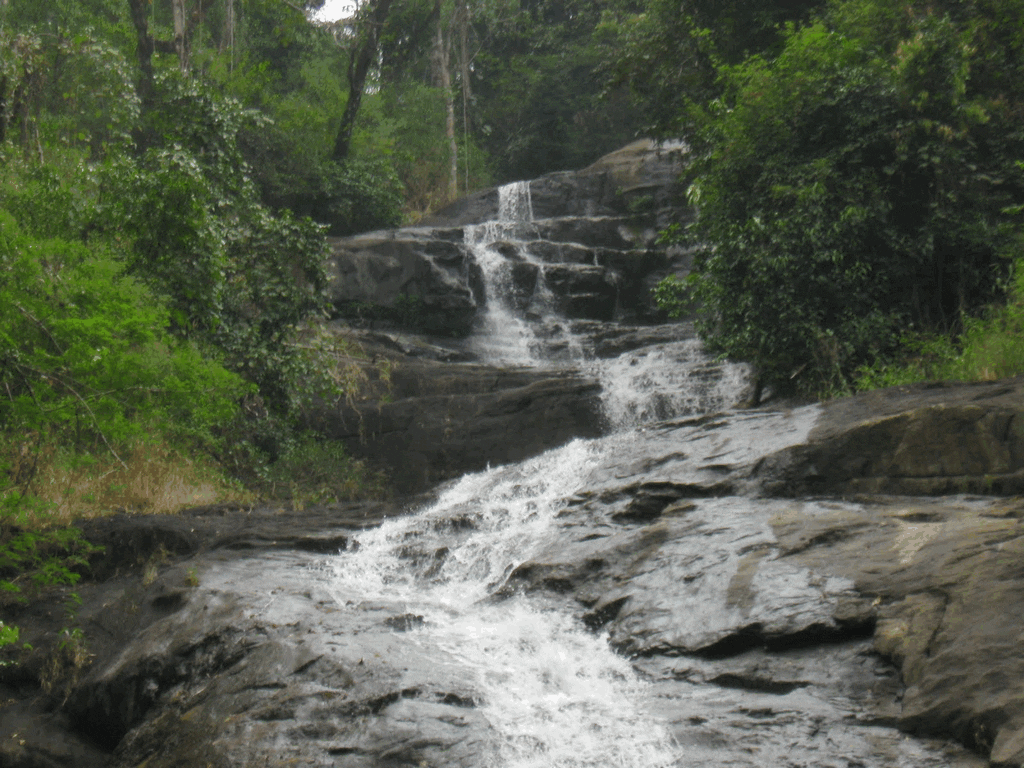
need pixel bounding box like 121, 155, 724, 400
5, 142, 1024, 768
6, 385, 1024, 767
301, 329, 605, 493
421, 138, 688, 228
327, 139, 692, 334
762, 376, 1024, 496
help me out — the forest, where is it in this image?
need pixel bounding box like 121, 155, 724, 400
2, 0, 1024, 651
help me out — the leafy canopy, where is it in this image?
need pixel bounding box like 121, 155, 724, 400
655, 0, 1024, 395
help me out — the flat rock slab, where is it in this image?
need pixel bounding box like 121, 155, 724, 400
763, 376, 1024, 496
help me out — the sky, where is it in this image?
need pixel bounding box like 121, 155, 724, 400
310, 0, 357, 22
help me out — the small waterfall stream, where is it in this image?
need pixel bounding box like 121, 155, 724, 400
323, 183, 747, 766
314, 182, 982, 767
465, 182, 587, 366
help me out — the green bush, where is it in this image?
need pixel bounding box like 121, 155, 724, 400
0, 210, 248, 452
661, 4, 1024, 396
252, 433, 387, 504
97, 74, 338, 415
0, 492, 100, 662
856, 257, 1024, 389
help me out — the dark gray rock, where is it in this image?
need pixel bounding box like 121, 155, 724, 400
423, 139, 688, 227
6, 379, 1024, 767
325, 230, 480, 337
337, 140, 693, 330
758, 377, 1024, 496
309, 368, 603, 494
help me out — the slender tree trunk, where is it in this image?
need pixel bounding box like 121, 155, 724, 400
223, 0, 236, 71
332, 0, 396, 162
127, 0, 157, 110
433, 18, 457, 200
172, 0, 189, 70
457, 0, 471, 190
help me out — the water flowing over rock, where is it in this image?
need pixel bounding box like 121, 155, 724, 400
5, 142, 1024, 768
325, 139, 693, 336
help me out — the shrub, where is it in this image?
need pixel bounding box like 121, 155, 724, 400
662, 5, 1024, 396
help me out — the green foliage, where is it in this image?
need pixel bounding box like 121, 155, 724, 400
0, 206, 247, 452
657, 2, 1024, 395
472, 0, 641, 182
0, 18, 137, 155
356, 81, 491, 217
305, 156, 405, 235
96, 74, 338, 414
604, 0, 826, 138
0, 492, 100, 659
250, 433, 387, 503
856, 256, 1024, 389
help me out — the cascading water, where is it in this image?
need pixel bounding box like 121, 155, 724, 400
465, 182, 588, 366
317, 188, 977, 767
326, 436, 679, 767
593, 337, 750, 430
321, 187, 752, 767
464, 182, 543, 366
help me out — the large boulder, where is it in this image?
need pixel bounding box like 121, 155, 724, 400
757, 377, 1024, 496
325, 228, 481, 337
422, 139, 688, 227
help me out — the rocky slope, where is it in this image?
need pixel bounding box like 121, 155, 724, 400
3, 142, 1024, 768
3, 380, 1024, 767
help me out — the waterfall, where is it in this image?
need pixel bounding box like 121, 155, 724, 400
593, 338, 750, 430
498, 179, 533, 223
326, 435, 679, 767
321, 185, 752, 766
465, 182, 543, 365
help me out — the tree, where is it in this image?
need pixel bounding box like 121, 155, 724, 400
469, 0, 643, 182
657, 1, 1024, 395
605, 0, 825, 138
331, 0, 400, 160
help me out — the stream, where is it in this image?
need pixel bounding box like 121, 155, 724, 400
311, 184, 975, 767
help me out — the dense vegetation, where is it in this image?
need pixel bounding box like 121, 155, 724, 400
0, 0, 642, 658
642, 0, 1024, 397
2, 0, 1024, 660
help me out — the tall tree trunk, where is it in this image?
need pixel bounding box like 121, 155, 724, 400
433, 17, 457, 200
457, 0, 471, 190
172, 0, 189, 70
332, 0, 396, 162
222, 0, 236, 71
127, 0, 157, 110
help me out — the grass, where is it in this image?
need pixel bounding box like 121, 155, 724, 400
855, 260, 1024, 392
250, 434, 389, 506
3, 438, 250, 527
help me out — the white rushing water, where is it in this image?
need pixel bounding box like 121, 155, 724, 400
593, 339, 749, 431
465, 181, 588, 366
326, 436, 680, 767
464, 181, 541, 366
322, 181, 752, 766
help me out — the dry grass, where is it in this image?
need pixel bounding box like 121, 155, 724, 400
4, 438, 251, 526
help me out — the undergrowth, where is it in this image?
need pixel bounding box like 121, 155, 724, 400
855, 257, 1024, 391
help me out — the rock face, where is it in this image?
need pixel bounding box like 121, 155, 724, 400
4, 143, 1024, 768
500, 383, 1024, 766
6, 381, 1024, 767
325, 228, 480, 337
326, 139, 693, 333
761, 378, 1024, 496
311, 361, 604, 493
422, 138, 688, 227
